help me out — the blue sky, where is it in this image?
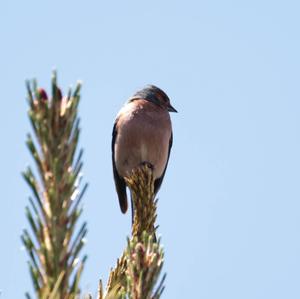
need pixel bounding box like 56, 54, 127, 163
1, 1, 300, 298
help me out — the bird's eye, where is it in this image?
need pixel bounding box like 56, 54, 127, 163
159, 95, 167, 103
163, 97, 169, 104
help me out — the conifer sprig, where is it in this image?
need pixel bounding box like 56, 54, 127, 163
102, 165, 166, 299
22, 72, 88, 299
125, 234, 166, 299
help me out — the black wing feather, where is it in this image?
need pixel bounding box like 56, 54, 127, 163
154, 133, 173, 195
112, 122, 128, 213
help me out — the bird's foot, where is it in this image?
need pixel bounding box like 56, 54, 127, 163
140, 161, 154, 170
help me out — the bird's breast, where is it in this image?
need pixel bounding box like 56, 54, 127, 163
114, 105, 171, 179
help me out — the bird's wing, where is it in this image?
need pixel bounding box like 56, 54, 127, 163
154, 133, 173, 195
112, 122, 128, 213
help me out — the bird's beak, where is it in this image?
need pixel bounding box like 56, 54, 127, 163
167, 104, 178, 113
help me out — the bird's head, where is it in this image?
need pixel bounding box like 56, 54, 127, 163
130, 85, 177, 113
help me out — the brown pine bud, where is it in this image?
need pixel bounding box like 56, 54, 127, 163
55, 87, 62, 101
37, 88, 48, 102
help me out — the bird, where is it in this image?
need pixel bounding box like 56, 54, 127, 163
112, 85, 177, 215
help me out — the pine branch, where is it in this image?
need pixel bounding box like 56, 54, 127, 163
102, 165, 166, 299
125, 234, 166, 299
22, 72, 88, 298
